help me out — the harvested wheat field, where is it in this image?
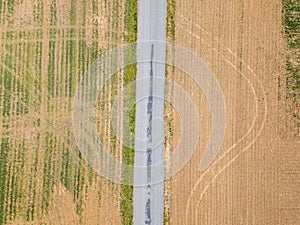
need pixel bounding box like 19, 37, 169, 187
0, 0, 299, 224
166, 0, 300, 224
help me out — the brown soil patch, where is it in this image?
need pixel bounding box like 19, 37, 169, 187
56, 0, 72, 26
14, 0, 36, 27
81, 181, 122, 225
45, 184, 80, 224
85, 2, 108, 49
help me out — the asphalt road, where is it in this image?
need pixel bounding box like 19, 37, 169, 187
133, 0, 167, 224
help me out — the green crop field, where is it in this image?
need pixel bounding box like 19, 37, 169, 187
0, 0, 137, 224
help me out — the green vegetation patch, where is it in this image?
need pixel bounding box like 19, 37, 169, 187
167, 0, 176, 42
0, 137, 9, 225
282, 0, 300, 134
164, 0, 176, 224
120, 0, 137, 224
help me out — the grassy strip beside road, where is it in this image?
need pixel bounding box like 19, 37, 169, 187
121, 0, 137, 224
164, 0, 176, 224
282, 0, 300, 134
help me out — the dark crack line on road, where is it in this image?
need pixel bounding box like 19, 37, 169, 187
145, 44, 154, 225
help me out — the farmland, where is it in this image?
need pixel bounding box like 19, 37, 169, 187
0, 0, 299, 224
167, 0, 300, 224
0, 0, 130, 224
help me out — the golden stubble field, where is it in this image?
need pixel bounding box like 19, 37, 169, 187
167, 0, 300, 224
